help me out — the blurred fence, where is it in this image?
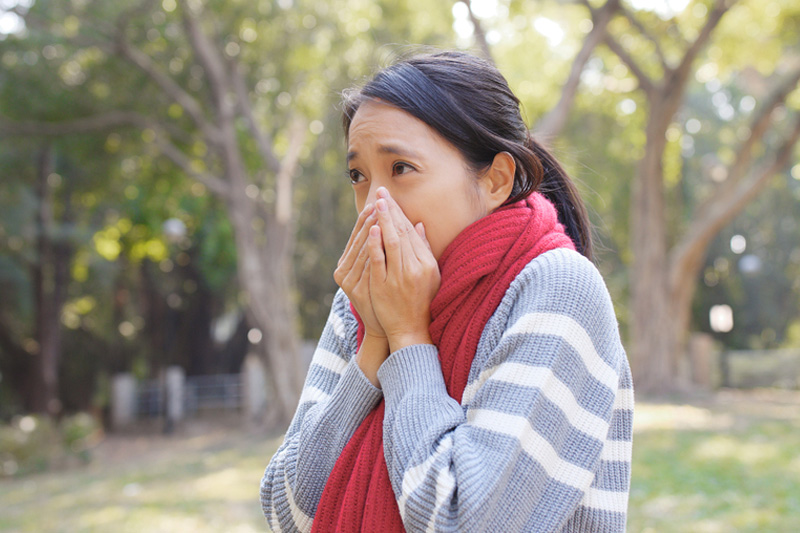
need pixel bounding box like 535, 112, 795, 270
184, 374, 243, 414
134, 373, 243, 419
684, 334, 800, 391
112, 363, 256, 430
720, 349, 800, 389
110, 343, 315, 430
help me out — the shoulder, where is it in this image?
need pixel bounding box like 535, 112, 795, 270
478, 248, 625, 373
506, 247, 617, 322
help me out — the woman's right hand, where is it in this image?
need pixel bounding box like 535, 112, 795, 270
334, 203, 385, 339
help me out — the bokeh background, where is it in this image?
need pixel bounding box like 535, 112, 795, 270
0, 0, 799, 531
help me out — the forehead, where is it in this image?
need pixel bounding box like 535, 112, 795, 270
347, 100, 439, 150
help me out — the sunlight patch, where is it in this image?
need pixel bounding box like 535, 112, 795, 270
634, 403, 733, 433
692, 434, 779, 466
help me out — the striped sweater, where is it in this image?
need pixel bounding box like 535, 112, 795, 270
261, 248, 634, 532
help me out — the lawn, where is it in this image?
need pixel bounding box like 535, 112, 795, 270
1, 390, 799, 532
0, 420, 284, 533
628, 389, 800, 532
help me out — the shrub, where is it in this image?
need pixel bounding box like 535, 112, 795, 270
0, 412, 101, 478
0, 415, 60, 477
60, 412, 100, 464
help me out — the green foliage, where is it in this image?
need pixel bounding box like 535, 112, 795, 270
60, 412, 99, 464
0, 413, 101, 478
0, 415, 60, 477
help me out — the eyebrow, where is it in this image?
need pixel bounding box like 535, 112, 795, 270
347, 144, 423, 163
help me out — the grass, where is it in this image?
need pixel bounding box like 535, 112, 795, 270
628, 390, 800, 532
1, 390, 799, 532
0, 420, 285, 533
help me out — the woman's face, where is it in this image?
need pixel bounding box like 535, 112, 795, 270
346, 100, 489, 260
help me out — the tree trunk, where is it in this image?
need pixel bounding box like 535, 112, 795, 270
629, 104, 678, 395
226, 186, 305, 427
32, 144, 68, 416
668, 243, 707, 386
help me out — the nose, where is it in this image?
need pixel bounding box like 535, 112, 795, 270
364, 182, 382, 209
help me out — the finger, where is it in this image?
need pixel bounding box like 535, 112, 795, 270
341, 239, 371, 289
377, 188, 422, 267
377, 188, 416, 238
337, 208, 376, 273
403, 220, 433, 262
415, 222, 433, 253
375, 197, 402, 278
338, 204, 375, 267
350, 256, 371, 307
367, 224, 387, 282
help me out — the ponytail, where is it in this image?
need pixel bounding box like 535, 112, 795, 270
516, 135, 593, 261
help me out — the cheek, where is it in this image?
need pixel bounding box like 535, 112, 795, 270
397, 202, 451, 259
353, 187, 368, 212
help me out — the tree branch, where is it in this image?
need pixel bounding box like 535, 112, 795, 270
275, 116, 307, 224
726, 65, 800, 184
673, 0, 733, 84
6, 4, 31, 20
670, 113, 800, 288
535, 0, 620, 139
691, 64, 800, 218
180, 0, 229, 114
151, 130, 230, 198
464, 0, 495, 65
115, 38, 217, 142
0, 111, 228, 196
0, 111, 150, 136
603, 34, 656, 97
230, 59, 281, 175
619, 4, 668, 72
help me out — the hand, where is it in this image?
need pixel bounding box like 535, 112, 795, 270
333, 203, 384, 339
367, 188, 441, 353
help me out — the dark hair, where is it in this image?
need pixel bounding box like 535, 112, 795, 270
342, 50, 592, 260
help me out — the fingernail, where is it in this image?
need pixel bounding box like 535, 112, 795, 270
363, 203, 374, 214
376, 187, 389, 199
376, 199, 388, 212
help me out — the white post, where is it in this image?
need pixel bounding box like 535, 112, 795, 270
242, 352, 268, 425
165, 366, 185, 428
111, 373, 136, 430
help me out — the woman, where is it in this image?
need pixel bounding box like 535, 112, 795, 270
261, 50, 633, 532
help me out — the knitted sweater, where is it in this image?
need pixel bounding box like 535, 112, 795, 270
260, 248, 634, 532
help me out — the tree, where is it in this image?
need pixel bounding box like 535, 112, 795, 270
588, 0, 800, 392
462, 0, 799, 393
1, 0, 310, 423
0, 0, 458, 424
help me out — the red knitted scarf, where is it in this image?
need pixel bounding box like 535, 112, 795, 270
311, 192, 575, 532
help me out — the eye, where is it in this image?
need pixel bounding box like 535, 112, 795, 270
392, 162, 415, 176
347, 168, 365, 184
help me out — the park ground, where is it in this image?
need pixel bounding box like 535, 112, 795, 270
1, 389, 799, 532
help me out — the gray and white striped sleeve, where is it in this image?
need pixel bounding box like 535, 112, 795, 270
377, 249, 633, 532
260, 289, 383, 532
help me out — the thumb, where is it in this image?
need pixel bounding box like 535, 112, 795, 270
415, 222, 432, 251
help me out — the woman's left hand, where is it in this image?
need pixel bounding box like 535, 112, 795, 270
367, 188, 441, 353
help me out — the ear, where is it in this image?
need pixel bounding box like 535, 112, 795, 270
478, 151, 516, 212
